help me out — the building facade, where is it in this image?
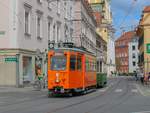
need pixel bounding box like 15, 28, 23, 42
128, 37, 139, 73
88, 0, 112, 43
0, 0, 73, 87
72, 0, 97, 54
115, 31, 135, 74
96, 34, 107, 73
89, 0, 116, 76
137, 6, 150, 77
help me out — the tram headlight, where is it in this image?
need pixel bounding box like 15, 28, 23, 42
55, 73, 60, 83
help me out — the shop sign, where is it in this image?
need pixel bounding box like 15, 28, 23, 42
146, 43, 150, 53
5, 57, 18, 62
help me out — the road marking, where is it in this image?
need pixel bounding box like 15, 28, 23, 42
97, 83, 114, 93
135, 84, 146, 96
131, 89, 138, 93
115, 89, 122, 93
98, 89, 107, 92
0, 102, 5, 104
110, 83, 114, 87
0, 97, 8, 99
16, 98, 31, 102
132, 111, 150, 113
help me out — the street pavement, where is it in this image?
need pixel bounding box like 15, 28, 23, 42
0, 76, 150, 113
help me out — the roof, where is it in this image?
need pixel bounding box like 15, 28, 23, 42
143, 6, 150, 13
115, 31, 135, 42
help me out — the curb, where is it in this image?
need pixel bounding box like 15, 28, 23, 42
0, 87, 48, 93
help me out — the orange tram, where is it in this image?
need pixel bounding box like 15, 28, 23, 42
47, 47, 97, 96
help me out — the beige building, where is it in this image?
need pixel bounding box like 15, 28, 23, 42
88, 0, 112, 43
137, 6, 150, 77
89, 0, 116, 76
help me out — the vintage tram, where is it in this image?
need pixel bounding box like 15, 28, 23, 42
47, 46, 97, 96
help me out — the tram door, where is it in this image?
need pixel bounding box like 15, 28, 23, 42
69, 54, 83, 88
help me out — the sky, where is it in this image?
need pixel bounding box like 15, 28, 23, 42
111, 0, 150, 39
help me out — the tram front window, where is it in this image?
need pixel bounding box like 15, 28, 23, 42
51, 56, 67, 70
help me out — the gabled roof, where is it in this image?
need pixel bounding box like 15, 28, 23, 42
115, 31, 135, 42
143, 6, 150, 13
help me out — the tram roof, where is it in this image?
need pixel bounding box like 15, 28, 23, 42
51, 48, 96, 56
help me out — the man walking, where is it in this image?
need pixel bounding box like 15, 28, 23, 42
134, 71, 138, 81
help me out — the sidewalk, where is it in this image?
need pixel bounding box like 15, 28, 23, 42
0, 86, 48, 93
136, 81, 150, 96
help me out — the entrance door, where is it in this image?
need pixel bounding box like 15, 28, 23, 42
23, 56, 32, 84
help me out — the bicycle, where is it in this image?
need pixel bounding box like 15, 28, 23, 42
33, 76, 46, 91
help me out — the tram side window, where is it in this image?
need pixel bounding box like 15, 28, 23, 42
70, 55, 76, 70
77, 56, 82, 70
86, 59, 89, 71
94, 61, 97, 71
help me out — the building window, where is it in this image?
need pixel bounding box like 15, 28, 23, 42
37, 0, 43, 4
64, 2, 67, 18
36, 11, 43, 40
57, 0, 61, 14
37, 16, 42, 39
132, 53, 136, 59
53, 24, 55, 41
132, 45, 135, 50
48, 21, 51, 41
25, 11, 30, 34
24, 3, 32, 36
48, 1, 52, 9
57, 23, 61, 42
64, 25, 68, 41
70, 29, 73, 39
133, 62, 136, 66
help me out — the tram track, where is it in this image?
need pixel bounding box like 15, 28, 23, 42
46, 78, 122, 113
85, 77, 132, 113
1, 77, 128, 113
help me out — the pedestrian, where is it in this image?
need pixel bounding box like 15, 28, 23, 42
134, 71, 138, 81
148, 72, 150, 81
140, 71, 144, 84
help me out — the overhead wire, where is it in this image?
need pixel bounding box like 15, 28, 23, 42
118, 0, 138, 30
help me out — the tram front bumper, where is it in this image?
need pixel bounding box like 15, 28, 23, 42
48, 87, 70, 94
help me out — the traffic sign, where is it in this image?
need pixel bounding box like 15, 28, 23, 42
146, 43, 150, 53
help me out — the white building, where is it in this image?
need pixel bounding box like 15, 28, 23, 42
72, 0, 97, 54
107, 29, 116, 76
0, 0, 73, 87
128, 37, 139, 73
